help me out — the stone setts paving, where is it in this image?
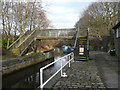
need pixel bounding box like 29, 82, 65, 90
53, 60, 105, 89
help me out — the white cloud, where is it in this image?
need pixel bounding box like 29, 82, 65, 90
52, 22, 75, 29
50, 6, 80, 14
42, 0, 94, 28
44, 4, 81, 28
43, 0, 97, 3
47, 10, 79, 27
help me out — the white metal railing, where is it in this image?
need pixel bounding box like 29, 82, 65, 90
39, 52, 74, 89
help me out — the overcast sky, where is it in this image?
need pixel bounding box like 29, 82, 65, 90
42, 0, 96, 29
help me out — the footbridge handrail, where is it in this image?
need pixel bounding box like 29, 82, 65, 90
39, 52, 74, 89
8, 30, 35, 50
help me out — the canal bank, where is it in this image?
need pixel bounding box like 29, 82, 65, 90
2, 48, 64, 88
1, 50, 54, 75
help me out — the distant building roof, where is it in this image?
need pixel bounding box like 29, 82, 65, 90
112, 22, 120, 30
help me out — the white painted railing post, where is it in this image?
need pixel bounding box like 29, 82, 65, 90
69, 55, 70, 67
60, 59, 63, 77
40, 69, 43, 89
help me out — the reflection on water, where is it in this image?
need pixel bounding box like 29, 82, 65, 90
3, 48, 69, 89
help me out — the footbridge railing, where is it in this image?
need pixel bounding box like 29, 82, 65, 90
39, 52, 74, 89
35, 28, 77, 38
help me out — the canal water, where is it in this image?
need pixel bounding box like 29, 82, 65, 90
2, 48, 69, 88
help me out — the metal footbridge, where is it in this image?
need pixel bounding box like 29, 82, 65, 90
8, 28, 89, 57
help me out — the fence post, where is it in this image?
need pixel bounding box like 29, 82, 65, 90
40, 69, 43, 89
69, 55, 70, 67
60, 59, 63, 77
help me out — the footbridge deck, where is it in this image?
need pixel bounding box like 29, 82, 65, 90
8, 28, 88, 56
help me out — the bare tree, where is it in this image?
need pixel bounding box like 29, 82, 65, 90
75, 2, 118, 39
1, 1, 51, 49
75, 2, 119, 51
